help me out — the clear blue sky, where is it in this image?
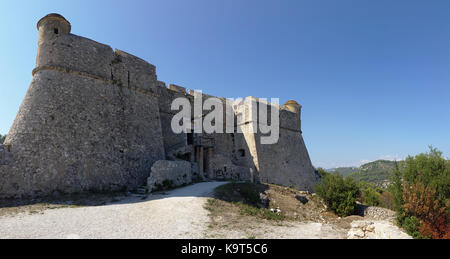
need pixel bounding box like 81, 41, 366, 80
0, 0, 449, 168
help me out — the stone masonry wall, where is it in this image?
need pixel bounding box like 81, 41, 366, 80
0, 20, 166, 198
0, 14, 319, 198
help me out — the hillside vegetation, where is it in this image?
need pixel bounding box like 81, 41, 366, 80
349, 160, 406, 184
322, 147, 449, 239
327, 167, 358, 177
330, 160, 405, 185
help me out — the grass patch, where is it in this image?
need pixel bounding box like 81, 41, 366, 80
214, 182, 268, 206
234, 202, 285, 221
209, 182, 285, 221
203, 182, 333, 238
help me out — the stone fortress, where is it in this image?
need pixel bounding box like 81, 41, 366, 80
0, 14, 318, 198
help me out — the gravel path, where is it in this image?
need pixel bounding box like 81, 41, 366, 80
0, 182, 227, 239
0, 181, 410, 239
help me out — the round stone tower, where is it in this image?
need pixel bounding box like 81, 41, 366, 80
36, 13, 71, 67
284, 100, 302, 131
284, 100, 302, 113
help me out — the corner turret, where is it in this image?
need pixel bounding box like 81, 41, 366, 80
36, 14, 71, 67
284, 100, 302, 132
284, 100, 302, 113
37, 13, 71, 40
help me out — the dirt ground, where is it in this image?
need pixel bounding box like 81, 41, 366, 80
0, 192, 132, 218
0, 182, 409, 239
204, 182, 380, 238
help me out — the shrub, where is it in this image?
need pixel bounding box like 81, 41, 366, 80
0, 134, 6, 144
314, 173, 361, 217
315, 167, 329, 178
400, 215, 423, 239
388, 147, 450, 239
379, 191, 395, 210
402, 182, 449, 239
363, 187, 381, 206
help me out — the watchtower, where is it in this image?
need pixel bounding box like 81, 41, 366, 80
284, 100, 302, 132
36, 13, 71, 67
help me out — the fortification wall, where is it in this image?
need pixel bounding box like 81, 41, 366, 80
1, 68, 165, 197
155, 83, 189, 156
0, 14, 319, 198
254, 128, 318, 192
0, 14, 166, 198
36, 34, 114, 79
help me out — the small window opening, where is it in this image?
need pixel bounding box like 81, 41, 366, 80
54, 28, 59, 34
187, 133, 193, 145
238, 149, 245, 157
176, 153, 190, 162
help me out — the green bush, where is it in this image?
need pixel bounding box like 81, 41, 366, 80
314, 173, 361, 217
363, 187, 381, 206
315, 167, 329, 178
398, 214, 423, 239
401, 146, 449, 201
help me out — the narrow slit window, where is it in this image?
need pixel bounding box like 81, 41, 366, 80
54, 28, 59, 34
187, 133, 193, 145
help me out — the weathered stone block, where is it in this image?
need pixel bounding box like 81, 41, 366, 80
168, 84, 186, 93
147, 160, 192, 192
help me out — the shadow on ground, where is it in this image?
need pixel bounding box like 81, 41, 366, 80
0, 181, 230, 212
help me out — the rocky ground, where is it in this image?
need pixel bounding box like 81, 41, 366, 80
0, 182, 411, 239
204, 182, 411, 239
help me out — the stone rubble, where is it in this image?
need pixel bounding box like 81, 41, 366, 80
347, 220, 411, 239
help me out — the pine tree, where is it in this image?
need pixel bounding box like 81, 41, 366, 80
389, 161, 404, 212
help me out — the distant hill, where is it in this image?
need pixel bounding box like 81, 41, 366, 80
326, 167, 358, 177
328, 160, 405, 185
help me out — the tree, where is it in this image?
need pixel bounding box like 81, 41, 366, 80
0, 134, 6, 144
314, 173, 361, 217
389, 161, 404, 212
388, 147, 450, 239
402, 146, 449, 201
